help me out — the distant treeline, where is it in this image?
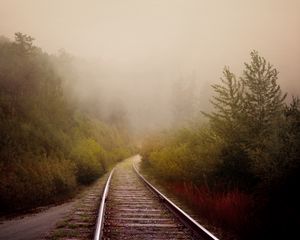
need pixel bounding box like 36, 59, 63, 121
0, 33, 132, 212
141, 51, 300, 239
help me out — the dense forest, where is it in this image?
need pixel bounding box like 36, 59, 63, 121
0, 33, 132, 212
141, 51, 300, 239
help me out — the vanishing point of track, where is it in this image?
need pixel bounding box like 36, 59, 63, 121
94, 156, 219, 240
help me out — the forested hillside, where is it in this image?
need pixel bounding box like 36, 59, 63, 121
0, 33, 132, 212
141, 51, 300, 239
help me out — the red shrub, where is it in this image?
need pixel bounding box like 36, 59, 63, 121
166, 182, 255, 233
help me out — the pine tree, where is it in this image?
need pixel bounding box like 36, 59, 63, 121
204, 67, 244, 141
241, 51, 286, 139
204, 67, 254, 188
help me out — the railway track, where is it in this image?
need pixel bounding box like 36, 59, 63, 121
94, 156, 219, 240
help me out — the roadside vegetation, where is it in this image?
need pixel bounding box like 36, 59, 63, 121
0, 33, 132, 212
141, 51, 300, 239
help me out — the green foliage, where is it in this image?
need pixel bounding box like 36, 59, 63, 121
142, 126, 222, 185
0, 33, 132, 212
0, 157, 76, 211
241, 51, 286, 145
204, 51, 287, 188
141, 51, 300, 238
203, 67, 244, 142
142, 51, 298, 191
71, 138, 103, 184
251, 97, 300, 186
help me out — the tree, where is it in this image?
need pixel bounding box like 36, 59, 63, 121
14, 32, 35, 54
241, 51, 286, 141
204, 67, 254, 188
204, 51, 287, 188
203, 67, 244, 142
254, 97, 300, 183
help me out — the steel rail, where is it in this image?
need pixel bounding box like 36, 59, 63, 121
93, 168, 115, 240
132, 162, 219, 240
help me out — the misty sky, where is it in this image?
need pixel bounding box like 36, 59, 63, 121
1, 0, 300, 132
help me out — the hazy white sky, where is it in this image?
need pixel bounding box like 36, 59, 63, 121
1, 0, 300, 130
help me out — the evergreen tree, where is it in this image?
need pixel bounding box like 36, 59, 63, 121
203, 67, 254, 188
204, 67, 244, 142
241, 51, 286, 140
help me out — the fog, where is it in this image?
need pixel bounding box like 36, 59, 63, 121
1, 0, 300, 133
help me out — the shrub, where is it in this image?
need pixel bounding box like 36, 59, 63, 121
0, 157, 76, 212
71, 138, 104, 184
165, 182, 255, 234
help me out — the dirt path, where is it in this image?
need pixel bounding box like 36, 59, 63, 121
0, 172, 108, 240
0, 202, 75, 240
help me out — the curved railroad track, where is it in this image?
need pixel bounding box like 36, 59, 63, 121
94, 156, 219, 240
